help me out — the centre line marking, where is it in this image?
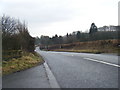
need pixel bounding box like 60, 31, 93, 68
84, 58, 120, 68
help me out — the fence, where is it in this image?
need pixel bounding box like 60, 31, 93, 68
2, 50, 22, 61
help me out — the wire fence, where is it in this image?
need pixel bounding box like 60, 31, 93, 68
2, 50, 22, 61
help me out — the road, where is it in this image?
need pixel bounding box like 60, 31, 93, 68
3, 47, 119, 88
3, 64, 51, 88
36, 47, 119, 88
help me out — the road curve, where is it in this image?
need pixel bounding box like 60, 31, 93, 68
36, 47, 119, 88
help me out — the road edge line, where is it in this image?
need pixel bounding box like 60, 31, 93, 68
44, 61, 60, 88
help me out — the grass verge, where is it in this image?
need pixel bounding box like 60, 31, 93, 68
49, 49, 103, 54
46, 39, 119, 54
2, 52, 44, 76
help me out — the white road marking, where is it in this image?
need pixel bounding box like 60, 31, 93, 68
44, 61, 60, 88
84, 58, 120, 68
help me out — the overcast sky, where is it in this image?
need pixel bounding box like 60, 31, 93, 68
0, 0, 119, 37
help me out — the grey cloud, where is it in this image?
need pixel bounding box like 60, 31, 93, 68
2, 0, 78, 24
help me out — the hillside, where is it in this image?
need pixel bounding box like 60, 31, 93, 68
41, 39, 120, 54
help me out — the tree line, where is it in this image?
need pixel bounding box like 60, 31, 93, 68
35, 23, 119, 46
2, 15, 35, 53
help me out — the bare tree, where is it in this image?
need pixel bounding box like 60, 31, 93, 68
2, 15, 35, 52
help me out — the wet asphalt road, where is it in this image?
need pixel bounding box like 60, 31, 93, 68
37, 48, 119, 88
3, 64, 51, 88
3, 47, 119, 88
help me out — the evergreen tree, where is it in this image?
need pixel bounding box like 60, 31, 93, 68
89, 23, 98, 34
76, 31, 81, 40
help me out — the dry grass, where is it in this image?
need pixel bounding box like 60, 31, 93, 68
2, 52, 44, 76
50, 49, 102, 54
47, 39, 120, 54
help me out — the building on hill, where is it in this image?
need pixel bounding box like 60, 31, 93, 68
98, 25, 120, 31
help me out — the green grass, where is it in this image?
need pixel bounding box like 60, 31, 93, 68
2, 52, 44, 76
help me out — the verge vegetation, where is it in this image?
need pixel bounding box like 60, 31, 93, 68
1, 15, 44, 76
3, 52, 44, 75
44, 39, 120, 54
